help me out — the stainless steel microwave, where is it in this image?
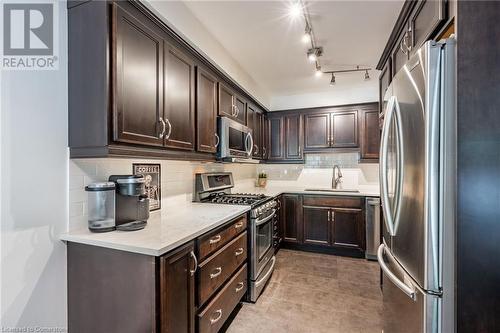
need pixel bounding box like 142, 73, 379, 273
217, 117, 257, 163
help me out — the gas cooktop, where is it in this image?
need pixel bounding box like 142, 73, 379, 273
204, 193, 269, 207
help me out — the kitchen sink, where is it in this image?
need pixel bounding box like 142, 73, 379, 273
304, 188, 360, 193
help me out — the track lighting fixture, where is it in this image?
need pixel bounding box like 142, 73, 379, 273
315, 65, 323, 77
330, 73, 336, 85
302, 25, 312, 43
364, 70, 370, 80
307, 47, 322, 63
323, 66, 372, 86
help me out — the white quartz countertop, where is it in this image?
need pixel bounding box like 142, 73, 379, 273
61, 203, 250, 256
233, 185, 380, 198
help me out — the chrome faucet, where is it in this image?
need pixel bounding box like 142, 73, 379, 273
332, 164, 343, 189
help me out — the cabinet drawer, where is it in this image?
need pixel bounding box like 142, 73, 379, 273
197, 215, 247, 261
303, 196, 363, 208
198, 232, 247, 306
198, 264, 247, 333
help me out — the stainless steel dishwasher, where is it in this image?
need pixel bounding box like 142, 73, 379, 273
365, 197, 380, 260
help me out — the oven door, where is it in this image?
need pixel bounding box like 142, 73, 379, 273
218, 117, 253, 159
250, 209, 275, 280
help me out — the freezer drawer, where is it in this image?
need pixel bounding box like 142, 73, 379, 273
379, 244, 440, 333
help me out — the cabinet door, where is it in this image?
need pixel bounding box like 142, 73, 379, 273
331, 111, 358, 148
163, 44, 195, 150
409, 0, 446, 55
218, 82, 234, 118
282, 194, 301, 243
268, 116, 284, 160
360, 108, 381, 161
285, 114, 303, 159
113, 4, 164, 147
331, 208, 364, 251
254, 111, 263, 158
379, 63, 391, 116
304, 113, 330, 149
160, 241, 196, 333
234, 95, 247, 124
303, 206, 330, 246
196, 67, 218, 153
262, 114, 269, 159
392, 31, 409, 77
247, 104, 262, 158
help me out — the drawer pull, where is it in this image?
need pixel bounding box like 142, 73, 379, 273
235, 282, 245, 292
210, 267, 222, 279
235, 248, 244, 256
234, 221, 244, 229
209, 235, 222, 244
210, 309, 223, 324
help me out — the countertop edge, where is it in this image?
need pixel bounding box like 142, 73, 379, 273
61, 206, 250, 256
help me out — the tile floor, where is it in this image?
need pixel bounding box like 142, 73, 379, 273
227, 249, 382, 333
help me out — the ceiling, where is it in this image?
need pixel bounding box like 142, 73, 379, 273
183, 0, 403, 98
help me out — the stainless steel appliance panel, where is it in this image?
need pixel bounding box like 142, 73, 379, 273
380, 42, 443, 292
218, 117, 254, 160
365, 197, 381, 260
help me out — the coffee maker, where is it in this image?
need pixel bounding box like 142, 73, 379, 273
108, 175, 149, 231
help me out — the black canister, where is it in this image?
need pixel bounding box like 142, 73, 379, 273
108, 175, 146, 196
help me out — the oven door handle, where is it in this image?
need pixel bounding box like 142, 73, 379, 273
255, 209, 276, 226
255, 256, 276, 287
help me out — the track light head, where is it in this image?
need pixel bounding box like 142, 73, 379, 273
302, 25, 311, 43
330, 73, 336, 85
315, 65, 323, 77
364, 70, 370, 81
307, 47, 322, 63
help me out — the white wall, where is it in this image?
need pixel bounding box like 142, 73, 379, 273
144, 0, 271, 108
0, 3, 68, 330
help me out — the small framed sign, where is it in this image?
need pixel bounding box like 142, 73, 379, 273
133, 163, 161, 211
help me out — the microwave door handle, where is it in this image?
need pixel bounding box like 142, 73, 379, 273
246, 132, 254, 156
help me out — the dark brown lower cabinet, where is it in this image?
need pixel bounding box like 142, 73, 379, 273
303, 206, 330, 246
160, 242, 196, 333
281, 194, 301, 243
282, 195, 366, 256
331, 208, 364, 251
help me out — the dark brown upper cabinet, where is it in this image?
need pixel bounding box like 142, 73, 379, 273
409, 0, 447, 56
218, 82, 246, 125
284, 114, 304, 160
196, 67, 218, 153
331, 110, 358, 148
160, 242, 196, 333
246, 104, 263, 158
163, 44, 195, 151
68, 1, 267, 160
304, 112, 330, 150
262, 114, 269, 159
234, 95, 247, 125
113, 3, 164, 147
267, 115, 285, 160
359, 107, 380, 162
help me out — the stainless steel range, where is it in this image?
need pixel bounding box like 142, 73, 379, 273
194, 172, 278, 302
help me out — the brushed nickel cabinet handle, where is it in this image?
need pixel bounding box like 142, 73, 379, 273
263, 147, 267, 157
327, 211, 331, 222
331, 211, 335, 222
209, 235, 221, 244
158, 117, 166, 138
235, 248, 244, 256
189, 251, 197, 276
234, 221, 244, 229
165, 118, 172, 140
235, 282, 244, 293
210, 309, 223, 324
210, 267, 222, 279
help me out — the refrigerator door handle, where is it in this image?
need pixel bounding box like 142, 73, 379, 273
377, 244, 416, 301
379, 95, 404, 236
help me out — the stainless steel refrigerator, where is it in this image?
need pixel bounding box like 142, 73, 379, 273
378, 39, 456, 333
